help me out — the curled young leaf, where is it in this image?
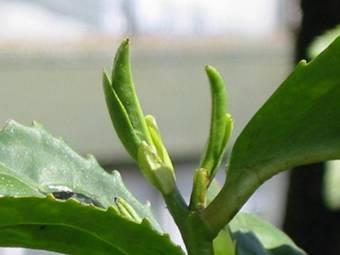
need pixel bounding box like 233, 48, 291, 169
104, 40, 176, 195
103, 71, 140, 159
200, 65, 231, 179
103, 39, 152, 160
191, 66, 233, 210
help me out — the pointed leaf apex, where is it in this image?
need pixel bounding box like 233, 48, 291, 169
102, 70, 111, 83
122, 38, 130, 46
205, 64, 217, 73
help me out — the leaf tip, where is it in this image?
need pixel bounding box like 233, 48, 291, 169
122, 37, 130, 46
205, 65, 217, 75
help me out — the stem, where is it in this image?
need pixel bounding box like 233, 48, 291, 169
200, 173, 260, 236
163, 186, 215, 255
181, 212, 215, 255
163, 186, 189, 227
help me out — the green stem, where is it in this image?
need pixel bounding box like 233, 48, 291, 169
163, 186, 189, 227
163, 186, 215, 255
200, 173, 260, 237
181, 213, 215, 255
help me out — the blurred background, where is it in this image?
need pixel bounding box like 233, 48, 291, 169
0, 0, 339, 254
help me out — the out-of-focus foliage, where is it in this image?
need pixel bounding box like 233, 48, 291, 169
308, 25, 340, 59
308, 27, 340, 210
324, 160, 340, 209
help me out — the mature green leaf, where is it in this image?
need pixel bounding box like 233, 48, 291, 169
0, 120, 184, 255
221, 36, 340, 218
229, 213, 305, 255
0, 120, 157, 226
0, 196, 184, 255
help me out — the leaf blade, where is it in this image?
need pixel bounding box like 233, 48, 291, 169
0, 196, 184, 255
228, 37, 340, 206
0, 121, 184, 254
0, 120, 158, 227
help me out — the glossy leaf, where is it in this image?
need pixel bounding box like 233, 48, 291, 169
229, 36, 340, 192
0, 120, 184, 254
229, 213, 305, 255
204, 37, 340, 231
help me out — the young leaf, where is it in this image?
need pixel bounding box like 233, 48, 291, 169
204, 37, 340, 232
200, 66, 232, 179
104, 41, 176, 195
190, 66, 233, 210
104, 39, 152, 160
229, 213, 305, 255
103, 71, 141, 159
